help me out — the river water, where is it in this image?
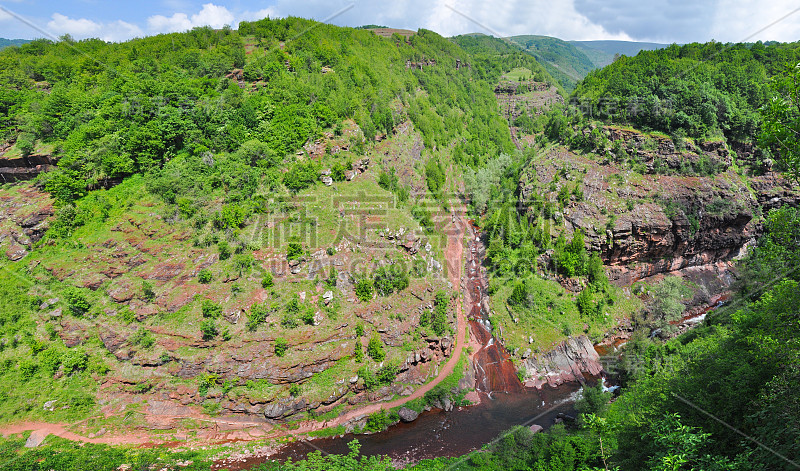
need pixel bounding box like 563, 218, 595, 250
270, 384, 581, 464
266, 223, 586, 464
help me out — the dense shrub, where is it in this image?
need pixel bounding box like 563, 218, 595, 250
373, 265, 409, 296
198, 269, 213, 284
261, 272, 274, 288
247, 303, 271, 331
274, 337, 288, 357
201, 299, 222, 318
200, 320, 218, 340
63, 287, 90, 316
354, 279, 374, 302
366, 334, 385, 361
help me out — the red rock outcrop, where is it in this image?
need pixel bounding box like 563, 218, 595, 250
521, 335, 603, 388
0, 185, 54, 260
518, 146, 799, 285
0, 142, 57, 182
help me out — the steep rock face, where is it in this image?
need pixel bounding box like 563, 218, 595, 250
604, 127, 732, 173
518, 147, 798, 284
0, 186, 54, 261
0, 143, 57, 182
521, 335, 602, 389
601, 189, 755, 284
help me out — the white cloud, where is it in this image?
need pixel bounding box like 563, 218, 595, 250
45, 13, 143, 42
240, 7, 280, 22
47, 13, 102, 37
102, 20, 145, 42
147, 3, 235, 34
263, 0, 630, 41
421, 0, 631, 40
711, 0, 800, 42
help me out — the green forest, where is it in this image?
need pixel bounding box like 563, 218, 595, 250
573, 41, 800, 143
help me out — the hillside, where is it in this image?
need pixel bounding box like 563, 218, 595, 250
574, 41, 800, 146
570, 39, 670, 67
508, 35, 671, 89
0, 18, 523, 441
0, 17, 799, 471
509, 35, 595, 90
0, 38, 31, 50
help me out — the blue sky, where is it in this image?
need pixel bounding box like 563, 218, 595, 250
1, 0, 799, 44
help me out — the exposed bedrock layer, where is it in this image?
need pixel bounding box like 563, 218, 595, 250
519, 143, 799, 286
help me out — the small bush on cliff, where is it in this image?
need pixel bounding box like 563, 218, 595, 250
141, 281, 155, 302
650, 276, 692, 325
358, 363, 398, 390
201, 320, 218, 340
553, 230, 588, 277
587, 252, 608, 291
261, 272, 274, 288
367, 334, 385, 361
129, 327, 155, 349
577, 286, 596, 317
353, 340, 364, 362
355, 279, 374, 302
373, 265, 409, 296
575, 379, 611, 421
274, 337, 288, 357
198, 269, 213, 284
201, 299, 222, 318
218, 240, 232, 260
300, 307, 315, 325
61, 349, 88, 374
364, 409, 400, 433
63, 287, 90, 316
432, 291, 450, 336
247, 303, 271, 331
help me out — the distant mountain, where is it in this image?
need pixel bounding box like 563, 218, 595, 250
505, 35, 673, 90
509, 35, 594, 90
0, 38, 31, 50
570, 40, 671, 68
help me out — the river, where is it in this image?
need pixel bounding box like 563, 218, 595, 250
261, 222, 588, 466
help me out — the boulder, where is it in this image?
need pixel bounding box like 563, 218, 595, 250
263, 399, 293, 419
24, 430, 48, 448
442, 397, 453, 412
398, 407, 420, 423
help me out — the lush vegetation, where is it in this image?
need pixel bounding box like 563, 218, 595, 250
509, 35, 597, 89
760, 60, 800, 182
0, 436, 213, 471
198, 203, 800, 471
1, 15, 799, 471
1, 17, 518, 209
574, 41, 800, 143
451, 34, 565, 97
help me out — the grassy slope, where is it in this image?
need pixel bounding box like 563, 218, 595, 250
0, 17, 526, 429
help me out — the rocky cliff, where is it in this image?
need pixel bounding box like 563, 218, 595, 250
521, 335, 603, 388
518, 141, 798, 285
0, 142, 57, 182
0, 185, 53, 261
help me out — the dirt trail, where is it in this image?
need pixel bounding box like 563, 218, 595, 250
312, 212, 468, 426
2, 214, 470, 447
1, 421, 152, 445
